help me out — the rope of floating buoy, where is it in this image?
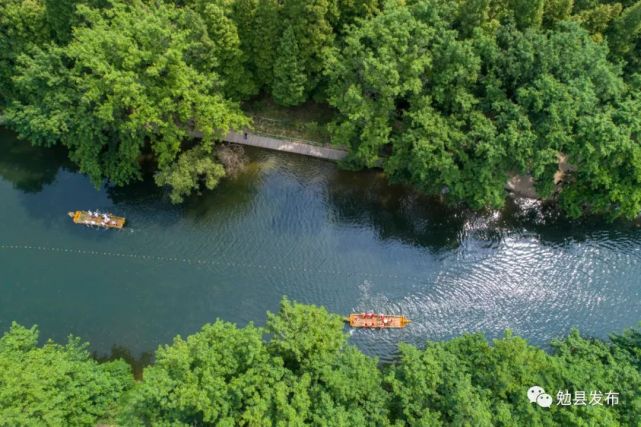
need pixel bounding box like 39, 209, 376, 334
0, 243, 429, 282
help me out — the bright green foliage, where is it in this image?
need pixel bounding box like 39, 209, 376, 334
550, 330, 641, 425
267, 296, 347, 372
3, 0, 641, 216
0, 0, 48, 102
0, 322, 132, 426
387, 329, 641, 425
327, 1, 508, 208
2, 303, 641, 425
123, 321, 302, 426
272, 26, 307, 106
154, 145, 226, 203
5, 0, 248, 195
124, 299, 388, 426
326, 3, 433, 167
265, 298, 389, 425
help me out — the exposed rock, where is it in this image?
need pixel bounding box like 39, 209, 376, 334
506, 153, 576, 200
506, 174, 538, 199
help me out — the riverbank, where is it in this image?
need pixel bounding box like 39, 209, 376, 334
3, 299, 640, 426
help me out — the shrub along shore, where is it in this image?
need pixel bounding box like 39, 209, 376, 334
1, 298, 640, 426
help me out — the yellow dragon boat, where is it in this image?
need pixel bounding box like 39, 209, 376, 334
68, 211, 126, 229
345, 313, 411, 329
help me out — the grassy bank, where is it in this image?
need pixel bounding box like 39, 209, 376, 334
242, 96, 336, 146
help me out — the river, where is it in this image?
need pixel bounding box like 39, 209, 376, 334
1, 127, 640, 364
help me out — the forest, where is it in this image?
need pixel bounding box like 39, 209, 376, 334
1, 298, 640, 425
1, 0, 641, 217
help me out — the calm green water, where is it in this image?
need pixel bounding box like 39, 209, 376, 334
1, 128, 641, 362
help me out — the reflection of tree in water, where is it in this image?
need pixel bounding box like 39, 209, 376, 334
501, 197, 641, 246
326, 169, 470, 252
93, 345, 153, 380
328, 171, 641, 250
0, 128, 71, 192
106, 154, 261, 227
181, 161, 261, 222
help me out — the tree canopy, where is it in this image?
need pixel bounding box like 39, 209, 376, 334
327, 0, 641, 218
1, 0, 641, 216
0, 322, 132, 426
2, 300, 641, 425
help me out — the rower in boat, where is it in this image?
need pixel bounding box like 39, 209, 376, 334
345, 313, 411, 329
68, 210, 126, 229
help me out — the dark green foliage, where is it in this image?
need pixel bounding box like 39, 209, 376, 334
0, 0, 48, 102
251, 0, 281, 88
3, 302, 641, 425
122, 321, 300, 426
43, 0, 76, 43
183, 0, 259, 99
327, 0, 641, 218
543, 0, 575, 27
607, 0, 641, 71
2, 0, 641, 216
272, 26, 307, 106
509, 0, 546, 29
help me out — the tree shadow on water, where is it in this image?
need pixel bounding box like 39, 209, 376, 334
325, 168, 641, 252
0, 128, 71, 193
326, 169, 470, 253
499, 198, 641, 247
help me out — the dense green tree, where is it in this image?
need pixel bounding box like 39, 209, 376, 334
272, 26, 307, 106
43, 0, 76, 43
388, 328, 641, 425
266, 297, 389, 425
250, 0, 281, 88
154, 145, 226, 203
509, 0, 545, 29
0, 322, 132, 426
5, 0, 248, 199
266, 297, 347, 372
0, 0, 48, 103
281, 0, 338, 99
572, 2, 622, 39
455, 0, 491, 37
607, 0, 641, 71
332, 0, 382, 33
328, 1, 641, 218
123, 321, 304, 426
185, 0, 258, 99
2, 302, 641, 425
4, 0, 641, 216
543, 0, 575, 26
